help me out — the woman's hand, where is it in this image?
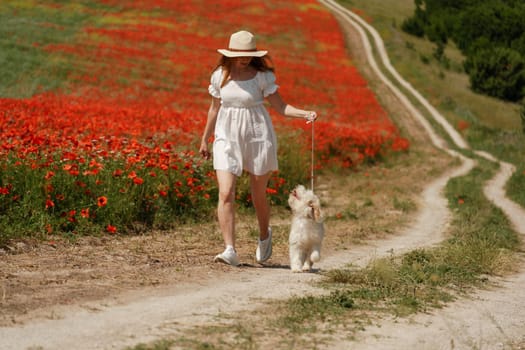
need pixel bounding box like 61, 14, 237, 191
305, 111, 318, 124
199, 142, 211, 160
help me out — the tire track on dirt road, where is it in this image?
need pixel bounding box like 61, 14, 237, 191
320, 1, 525, 348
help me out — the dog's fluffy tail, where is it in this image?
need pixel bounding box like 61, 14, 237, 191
310, 250, 320, 262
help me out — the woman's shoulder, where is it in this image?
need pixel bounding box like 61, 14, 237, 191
257, 69, 276, 83
255, 69, 278, 96
256, 69, 275, 81
258, 69, 275, 76
211, 66, 223, 77
210, 66, 224, 85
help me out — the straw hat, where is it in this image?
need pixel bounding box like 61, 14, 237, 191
217, 30, 268, 57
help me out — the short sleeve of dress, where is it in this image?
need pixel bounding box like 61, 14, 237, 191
208, 68, 222, 98
260, 71, 279, 97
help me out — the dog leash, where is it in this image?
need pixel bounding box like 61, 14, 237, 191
309, 114, 316, 192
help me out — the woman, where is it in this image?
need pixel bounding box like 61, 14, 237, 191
200, 30, 317, 266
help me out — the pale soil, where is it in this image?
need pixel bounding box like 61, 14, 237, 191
1, 2, 525, 350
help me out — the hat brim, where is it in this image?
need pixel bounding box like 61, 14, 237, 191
217, 49, 268, 57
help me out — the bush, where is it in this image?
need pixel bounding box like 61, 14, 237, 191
463, 46, 525, 102
401, 16, 425, 38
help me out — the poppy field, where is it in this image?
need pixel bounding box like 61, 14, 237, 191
0, 0, 409, 241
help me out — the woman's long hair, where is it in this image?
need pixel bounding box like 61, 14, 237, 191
214, 55, 275, 88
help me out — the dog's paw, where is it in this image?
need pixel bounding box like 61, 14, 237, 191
310, 250, 320, 262
290, 264, 303, 273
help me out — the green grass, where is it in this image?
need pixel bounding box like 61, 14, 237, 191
508, 165, 525, 208
1, 3, 73, 96
276, 290, 355, 334
0, 1, 115, 97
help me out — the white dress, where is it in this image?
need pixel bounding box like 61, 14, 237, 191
208, 67, 279, 176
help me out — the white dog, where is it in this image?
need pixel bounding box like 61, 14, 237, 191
288, 185, 325, 272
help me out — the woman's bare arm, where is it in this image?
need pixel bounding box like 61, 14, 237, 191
200, 97, 221, 159
266, 91, 317, 122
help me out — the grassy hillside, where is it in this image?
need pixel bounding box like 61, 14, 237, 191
341, 0, 521, 130
341, 0, 525, 207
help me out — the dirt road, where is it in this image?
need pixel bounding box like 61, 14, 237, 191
320, 1, 525, 348
1, 1, 524, 349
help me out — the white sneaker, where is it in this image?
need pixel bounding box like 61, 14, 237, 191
256, 227, 272, 263
214, 246, 240, 266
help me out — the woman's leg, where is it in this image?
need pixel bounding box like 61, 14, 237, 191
216, 170, 237, 248
249, 172, 272, 240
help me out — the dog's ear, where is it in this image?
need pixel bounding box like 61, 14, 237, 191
306, 201, 321, 221
313, 207, 322, 222
308, 200, 323, 222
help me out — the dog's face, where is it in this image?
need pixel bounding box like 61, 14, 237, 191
288, 185, 323, 222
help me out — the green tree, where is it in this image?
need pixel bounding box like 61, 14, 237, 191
464, 47, 525, 102
511, 34, 525, 57
401, 4, 426, 38
403, 0, 525, 101
454, 1, 524, 52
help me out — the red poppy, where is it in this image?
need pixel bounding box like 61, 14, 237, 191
81, 208, 90, 218
45, 199, 55, 209
45, 184, 54, 193
97, 196, 108, 207
69, 169, 80, 176
457, 120, 469, 131
75, 181, 87, 188
106, 224, 117, 234
44, 171, 55, 180
266, 188, 277, 195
